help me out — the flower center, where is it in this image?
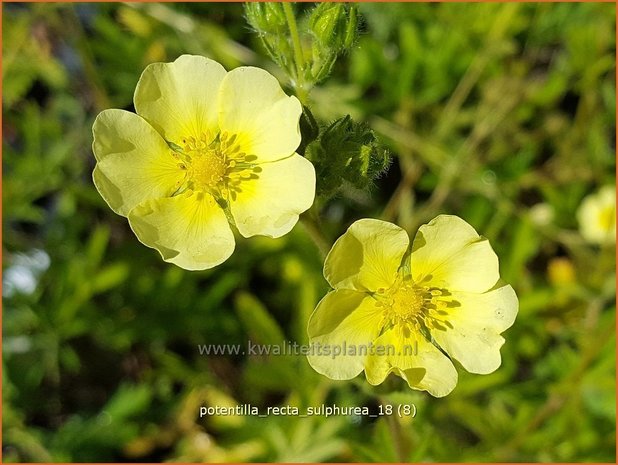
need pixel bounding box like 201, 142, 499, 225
391, 284, 424, 320
171, 132, 261, 200
375, 275, 459, 332
187, 148, 226, 190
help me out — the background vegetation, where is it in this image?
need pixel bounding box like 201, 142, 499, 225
3, 2, 616, 462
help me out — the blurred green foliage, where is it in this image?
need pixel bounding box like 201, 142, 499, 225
2, 2, 616, 462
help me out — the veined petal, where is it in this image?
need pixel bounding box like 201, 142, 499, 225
229, 154, 315, 238
307, 289, 383, 380
364, 326, 458, 398
92, 109, 185, 216
128, 191, 235, 271
431, 285, 519, 374
217, 66, 302, 162
411, 215, 499, 293
134, 55, 227, 145
324, 219, 408, 292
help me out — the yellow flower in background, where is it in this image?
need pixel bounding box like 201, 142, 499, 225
577, 185, 616, 245
307, 215, 518, 397
92, 55, 315, 270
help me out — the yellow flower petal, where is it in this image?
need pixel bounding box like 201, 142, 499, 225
128, 191, 234, 270
324, 219, 408, 292
307, 289, 383, 380
134, 55, 227, 145
217, 66, 302, 162
229, 154, 315, 238
92, 109, 185, 216
430, 285, 518, 374
411, 215, 499, 293
364, 325, 458, 397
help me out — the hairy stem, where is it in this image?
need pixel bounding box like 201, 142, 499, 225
299, 215, 330, 259
282, 2, 308, 103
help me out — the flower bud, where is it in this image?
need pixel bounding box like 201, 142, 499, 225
343, 4, 358, 50
305, 115, 390, 199
244, 2, 287, 35
309, 3, 358, 52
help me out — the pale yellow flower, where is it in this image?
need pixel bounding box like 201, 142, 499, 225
577, 185, 616, 245
307, 215, 518, 397
92, 55, 315, 270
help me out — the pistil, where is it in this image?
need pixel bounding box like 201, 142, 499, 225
170, 131, 262, 199
375, 274, 459, 333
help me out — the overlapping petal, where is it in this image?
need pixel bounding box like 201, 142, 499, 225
134, 55, 227, 145
217, 66, 302, 163
430, 285, 518, 374
410, 215, 500, 293
364, 325, 458, 397
230, 154, 315, 238
324, 219, 409, 292
128, 191, 235, 271
92, 109, 185, 216
307, 289, 383, 380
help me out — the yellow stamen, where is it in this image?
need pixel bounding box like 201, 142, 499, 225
189, 151, 226, 189
391, 284, 424, 320
173, 131, 260, 197
377, 276, 459, 332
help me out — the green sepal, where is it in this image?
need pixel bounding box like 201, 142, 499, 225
305, 115, 391, 201
297, 105, 319, 156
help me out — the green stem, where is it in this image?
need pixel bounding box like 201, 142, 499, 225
385, 404, 407, 461
300, 215, 330, 259
282, 2, 308, 102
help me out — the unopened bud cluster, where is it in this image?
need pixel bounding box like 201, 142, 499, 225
246, 3, 388, 204
245, 3, 294, 74
244, 2, 359, 86
309, 3, 359, 83
305, 115, 390, 200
